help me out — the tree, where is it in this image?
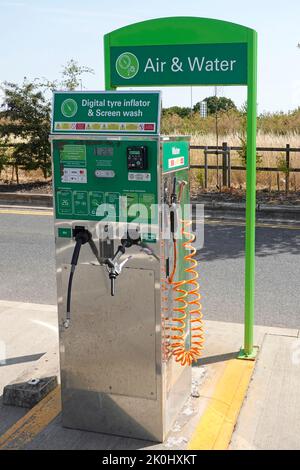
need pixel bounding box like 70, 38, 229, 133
0, 144, 10, 178
41, 59, 94, 92
237, 103, 262, 167
0, 79, 51, 181
162, 106, 191, 118
61, 59, 94, 90
0, 60, 94, 183
194, 96, 237, 115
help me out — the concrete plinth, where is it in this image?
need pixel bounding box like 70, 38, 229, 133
3, 377, 58, 408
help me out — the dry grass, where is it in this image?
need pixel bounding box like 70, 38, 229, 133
189, 132, 300, 192
0, 167, 47, 185
162, 108, 300, 192
2, 129, 300, 192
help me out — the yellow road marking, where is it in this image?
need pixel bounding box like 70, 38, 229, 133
0, 386, 61, 450
1, 207, 299, 231
188, 358, 255, 450
0, 209, 53, 216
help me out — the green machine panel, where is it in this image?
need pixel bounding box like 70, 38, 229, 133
52, 139, 159, 223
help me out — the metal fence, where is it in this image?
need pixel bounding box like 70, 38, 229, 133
190, 143, 300, 192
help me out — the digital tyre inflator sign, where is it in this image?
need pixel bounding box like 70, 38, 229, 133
52, 91, 161, 134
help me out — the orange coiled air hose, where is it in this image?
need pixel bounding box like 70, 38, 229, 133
165, 186, 204, 366
182, 220, 204, 362
161, 240, 172, 361
167, 274, 189, 365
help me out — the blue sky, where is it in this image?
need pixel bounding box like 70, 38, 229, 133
0, 0, 299, 113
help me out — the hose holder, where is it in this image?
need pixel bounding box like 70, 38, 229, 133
105, 235, 139, 296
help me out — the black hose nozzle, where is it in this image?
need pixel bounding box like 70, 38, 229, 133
70, 229, 91, 265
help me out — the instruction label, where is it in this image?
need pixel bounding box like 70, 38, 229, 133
60, 145, 86, 167
62, 168, 87, 183
73, 191, 88, 216
128, 172, 151, 182
89, 191, 104, 216
57, 190, 73, 215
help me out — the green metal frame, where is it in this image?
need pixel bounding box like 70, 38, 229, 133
104, 17, 258, 359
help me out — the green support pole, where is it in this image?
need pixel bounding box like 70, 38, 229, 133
104, 17, 259, 359
239, 30, 258, 360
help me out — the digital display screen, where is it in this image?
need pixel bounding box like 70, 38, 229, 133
94, 147, 114, 157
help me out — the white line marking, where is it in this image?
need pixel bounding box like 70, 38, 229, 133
30, 319, 58, 334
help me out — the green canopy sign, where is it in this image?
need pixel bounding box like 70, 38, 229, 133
111, 43, 247, 86
104, 17, 258, 360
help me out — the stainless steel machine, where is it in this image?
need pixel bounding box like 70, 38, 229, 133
50, 90, 202, 442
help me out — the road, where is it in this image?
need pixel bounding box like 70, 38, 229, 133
0, 209, 56, 305
0, 208, 299, 328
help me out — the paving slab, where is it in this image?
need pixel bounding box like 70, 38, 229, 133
0, 300, 59, 395
230, 333, 300, 450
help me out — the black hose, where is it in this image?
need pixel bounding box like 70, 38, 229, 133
66, 267, 75, 322
70, 237, 83, 266
64, 230, 91, 328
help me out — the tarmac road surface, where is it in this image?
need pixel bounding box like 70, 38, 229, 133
0, 208, 299, 328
